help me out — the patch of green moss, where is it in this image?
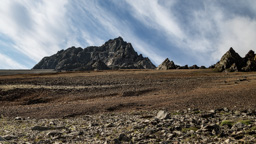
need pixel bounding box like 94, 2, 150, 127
238, 120, 252, 125
251, 126, 256, 131
182, 127, 199, 133
220, 120, 234, 127
219, 111, 230, 115
172, 112, 183, 115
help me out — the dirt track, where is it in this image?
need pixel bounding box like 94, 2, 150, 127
0, 69, 256, 119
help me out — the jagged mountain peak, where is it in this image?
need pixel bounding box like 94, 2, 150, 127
156, 58, 176, 70
33, 37, 156, 70
214, 47, 256, 72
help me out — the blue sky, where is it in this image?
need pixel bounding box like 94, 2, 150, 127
0, 0, 256, 69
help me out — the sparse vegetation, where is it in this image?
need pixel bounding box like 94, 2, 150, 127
182, 127, 199, 133
220, 120, 234, 127
238, 120, 252, 125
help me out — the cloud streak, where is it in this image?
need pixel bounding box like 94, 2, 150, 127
0, 53, 26, 69
0, 0, 69, 68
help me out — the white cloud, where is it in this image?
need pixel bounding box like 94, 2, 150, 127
214, 16, 256, 60
0, 53, 27, 69
125, 0, 256, 65
0, 0, 68, 62
125, 0, 184, 40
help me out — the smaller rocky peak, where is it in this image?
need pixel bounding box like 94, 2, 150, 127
157, 58, 176, 70
214, 47, 251, 72
245, 50, 255, 60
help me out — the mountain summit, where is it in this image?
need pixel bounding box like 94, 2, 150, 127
33, 37, 156, 70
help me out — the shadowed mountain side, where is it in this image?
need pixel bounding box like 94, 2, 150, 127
33, 37, 156, 70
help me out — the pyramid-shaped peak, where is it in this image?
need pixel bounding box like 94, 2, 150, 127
163, 58, 171, 63
224, 47, 241, 58
157, 58, 176, 70
228, 47, 237, 54
229, 47, 234, 51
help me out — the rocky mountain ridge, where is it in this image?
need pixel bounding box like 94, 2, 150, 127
33, 37, 156, 70
157, 47, 256, 72
214, 47, 256, 72
156, 58, 205, 70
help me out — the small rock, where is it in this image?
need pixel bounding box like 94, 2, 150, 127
118, 133, 130, 142
209, 109, 215, 113
156, 110, 170, 120
234, 110, 241, 116
31, 126, 52, 131
224, 139, 231, 143
166, 133, 174, 138
3, 135, 17, 140
143, 119, 150, 124
106, 123, 115, 128
47, 131, 62, 138
173, 131, 182, 136
0, 136, 6, 141
202, 124, 220, 133
15, 117, 22, 120
231, 122, 244, 130
231, 131, 244, 139
223, 107, 229, 112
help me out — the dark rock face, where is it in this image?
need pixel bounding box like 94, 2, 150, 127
33, 37, 156, 70
214, 47, 243, 72
242, 50, 256, 72
214, 47, 256, 72
156, 58, 176, 70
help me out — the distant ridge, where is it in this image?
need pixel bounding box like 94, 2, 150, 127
214, 47, 256, 72
33, 37, 156, 70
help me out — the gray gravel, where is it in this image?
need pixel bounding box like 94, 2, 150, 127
0, 108, 256, 143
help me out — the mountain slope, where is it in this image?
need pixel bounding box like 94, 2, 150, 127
33, 37, 156, 70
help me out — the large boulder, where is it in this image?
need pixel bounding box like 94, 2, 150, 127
156, 58, 177, 70
33, 37, 156, 70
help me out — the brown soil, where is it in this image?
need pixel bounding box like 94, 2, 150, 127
0, 69, 256, 119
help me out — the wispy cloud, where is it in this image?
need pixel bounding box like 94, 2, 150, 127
125, 0, 256, 65
0, 53, 26, 69
0, 0, 68, 63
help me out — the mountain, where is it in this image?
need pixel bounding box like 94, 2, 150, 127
33, 37, 156, 70
156, 58, 176, 70
214, 47, 256, 72
156, 58, 204, 70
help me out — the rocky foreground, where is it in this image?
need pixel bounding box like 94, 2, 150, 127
0, 108, 255, 143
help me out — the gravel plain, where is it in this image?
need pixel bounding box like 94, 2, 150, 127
0, 69, 256, 143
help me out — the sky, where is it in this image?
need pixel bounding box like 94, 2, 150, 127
0, 0, 256, 69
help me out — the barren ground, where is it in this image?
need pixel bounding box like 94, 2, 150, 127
0, 69, 256, 119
